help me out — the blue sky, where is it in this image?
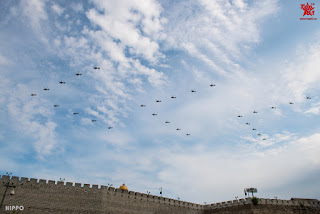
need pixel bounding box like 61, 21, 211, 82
1, 0, 320, 204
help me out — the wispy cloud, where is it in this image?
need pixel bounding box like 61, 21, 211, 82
2, 83, 59, 157
19, 0, 48, 42
283, 40, 320, 102
163, 0, 279, 75
51, 3, 64, 16
0, 54, 11, 65
86, 0, 165, 64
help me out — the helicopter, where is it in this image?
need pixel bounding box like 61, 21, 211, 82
156, 100, 161, 103
271, 106, 276, 109
191, 90, 196, 93
140, 104, 146, 107
43, 88, 50, 91
171, 96, 176, 99
263, 138, 266, 140
253, 111, 258, 113
93, 67, 100, 69
75, 72, 82, 76
108, 126, 113, 129
246, 122, 250, 125
252, 128, 256, 131
54, 105, 59, 107
176, 128, 181, 131
186, 133, 191, 136
92, 119, 97, 122
73, 113, 79, 115
257, 133, 262, 136
237, 115, 242, 118
30, 94, 37, 96
306, 96, 311, 99
59, 80, 66, 84
289, 102, 294, 104
152, 113, 157, 116
165, 121, 170, 124
210, 84, 216, 87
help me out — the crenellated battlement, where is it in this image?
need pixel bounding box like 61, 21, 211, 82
0, 175, 204, 211
1, 175, 319, 213
203, 197, 320, 210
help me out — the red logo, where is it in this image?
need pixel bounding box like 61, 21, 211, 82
301, 3, 315, 16
300, 3, 317, 20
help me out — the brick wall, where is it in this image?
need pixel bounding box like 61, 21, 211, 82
1, 175, 319, 214
0, 175, 202, 214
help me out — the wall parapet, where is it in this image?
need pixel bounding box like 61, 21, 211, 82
0, 175, 203, 210
2, 175, 318, 212
204, 197, 320, 210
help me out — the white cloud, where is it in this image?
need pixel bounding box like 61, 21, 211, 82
51, 3, 64, 16
33, 121, 57, 155
3, 83, 59, 157
0, 54, 11, 65
305, 106, 320, 115
70, 2, 83, 13
241, 131, 297, 148
233, 0, 247, 10
21, 0, 47, 31
164, 0, 279, 74
87, 0, 165, 64
181, 42, 226, 75
283, 40, 320, 102
99, 130, 133, 147
156, 133, 320, 203
84, 29, 130, 68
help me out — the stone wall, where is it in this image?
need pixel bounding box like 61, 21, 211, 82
0, 175, 203, 214
203, 198, 320, 209
204, 204, 320, 214
1, 175, 320, 213
203, 198, 320, 214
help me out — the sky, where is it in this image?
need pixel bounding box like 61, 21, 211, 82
0, 0, 320, 204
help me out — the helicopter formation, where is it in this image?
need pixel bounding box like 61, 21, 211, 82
237, 96, 312, 142
30, 67, 109, 128
30, 65, 314, 141
136, 82, 219, 137
29, 65, 204, 136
